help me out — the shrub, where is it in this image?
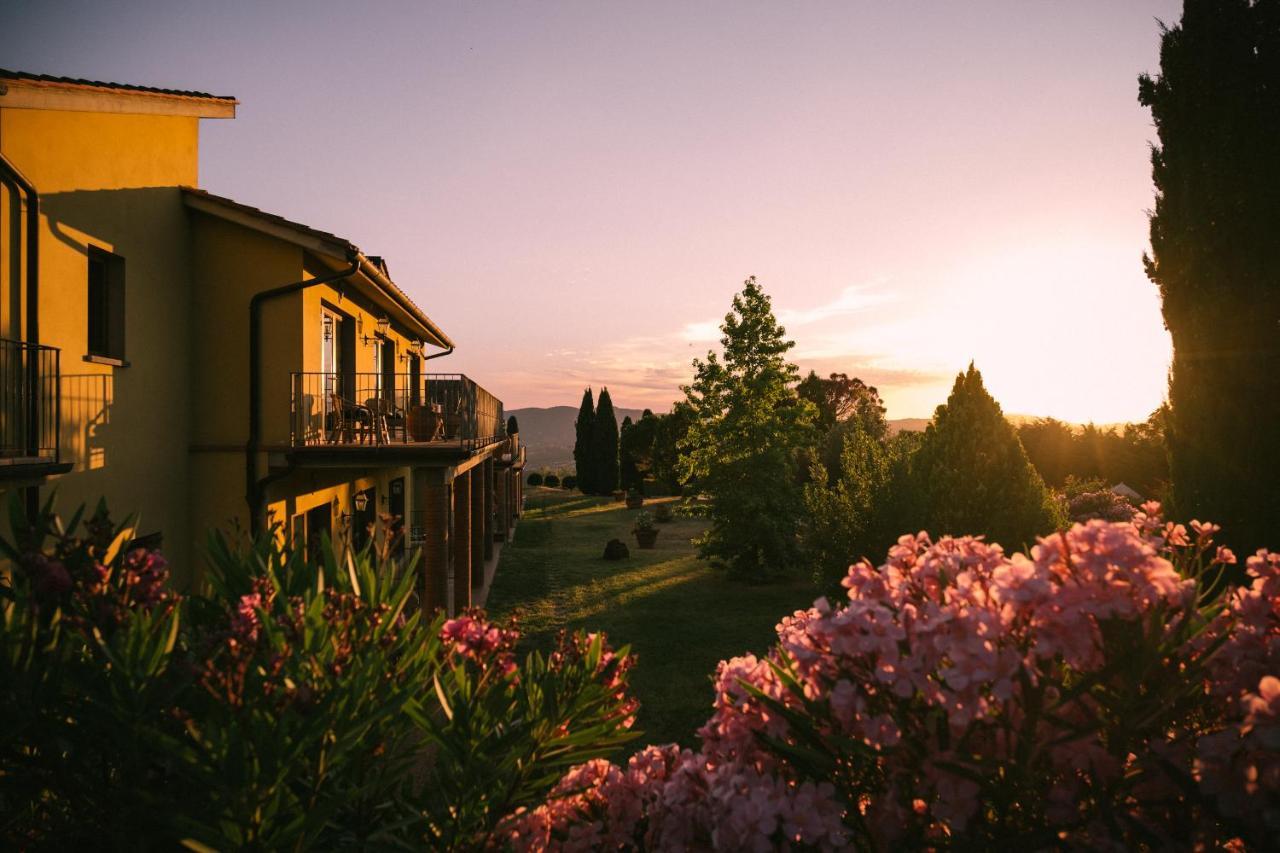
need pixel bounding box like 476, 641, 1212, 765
673, 497, 711, 519
527, 472, 544, 487
510, 506, 1279, 849
652, 503, 674, 523
506, 414, 519, 436
561, 475, 577, 490
543, 473, 560, 488
0, 495, 638, 849
1067, 488, 1138, 523
603, 539, 630, 561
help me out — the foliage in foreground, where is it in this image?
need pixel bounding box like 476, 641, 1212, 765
0, 496, 637, 850
508, 506, 1278, 850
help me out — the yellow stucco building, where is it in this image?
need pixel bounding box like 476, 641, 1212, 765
0, 69, 523, 608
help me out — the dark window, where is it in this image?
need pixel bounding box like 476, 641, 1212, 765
87, 248, 126, 361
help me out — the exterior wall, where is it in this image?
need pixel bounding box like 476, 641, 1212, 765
0, 99, 510, 595
1, 106, 200, 580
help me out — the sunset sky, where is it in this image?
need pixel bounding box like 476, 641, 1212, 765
4, 0, 1179, 423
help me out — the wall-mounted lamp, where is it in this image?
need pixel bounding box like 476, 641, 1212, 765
353, 491, 369, 512
362, 316, 390, 346
399, 340, 427, 362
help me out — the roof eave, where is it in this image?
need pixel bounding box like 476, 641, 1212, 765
0, 79, 236, 119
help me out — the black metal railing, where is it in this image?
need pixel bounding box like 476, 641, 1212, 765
291, 372, 505, 451
0, 338, 60, 465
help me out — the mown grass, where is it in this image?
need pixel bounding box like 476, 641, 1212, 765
485, 487, 819, 746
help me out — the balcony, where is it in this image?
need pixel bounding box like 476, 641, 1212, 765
0, 338, 67, 479
290, 372, 506, 460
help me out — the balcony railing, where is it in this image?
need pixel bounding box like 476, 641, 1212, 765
0, 338, 61, 469
291, 372, 504, 452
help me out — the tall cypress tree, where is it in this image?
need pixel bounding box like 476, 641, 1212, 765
573, 388, 595, 493
900, 364, 1063, 549
592, 388, 620, 495
1139, 1, 1280, 551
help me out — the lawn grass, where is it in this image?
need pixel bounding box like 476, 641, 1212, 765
485, 487, 820, 747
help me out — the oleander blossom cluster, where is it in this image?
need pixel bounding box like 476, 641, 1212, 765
507, 505, 1279, 850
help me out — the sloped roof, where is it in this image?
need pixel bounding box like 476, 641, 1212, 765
0, 68, 236, 102
181, 187, 454, 350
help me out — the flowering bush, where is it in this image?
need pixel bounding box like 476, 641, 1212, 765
1066, 487, 1138, 523
1, 495, 637, 849
510, 504, 1278, 849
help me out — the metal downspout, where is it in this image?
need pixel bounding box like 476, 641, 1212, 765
246, 256, 359, 535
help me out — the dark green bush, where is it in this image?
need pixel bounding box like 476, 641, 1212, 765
544, 474, 560, 488
527, 472, 544, 486
562, 475, 577, 490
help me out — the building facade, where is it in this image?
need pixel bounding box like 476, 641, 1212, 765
0, 69, 522, 609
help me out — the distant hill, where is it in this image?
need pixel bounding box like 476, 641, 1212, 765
508, 405, 648, 471
888, 418, 929, 434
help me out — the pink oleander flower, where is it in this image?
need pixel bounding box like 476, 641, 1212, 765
230, 592, 262, 645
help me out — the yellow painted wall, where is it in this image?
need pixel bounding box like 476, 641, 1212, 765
0, 109, 198, 192
1, 106, 198, 580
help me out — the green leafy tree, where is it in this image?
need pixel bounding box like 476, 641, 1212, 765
901, 364, 1064, 549
680, 277, 816, 578
1139, 0, 1280, 552
591, 388, 620, 495
620, 410, 660, 492
573, 388, 595, 493
797, 370, 888, 439
651, 402, 695, 493
802, 418, 897, 591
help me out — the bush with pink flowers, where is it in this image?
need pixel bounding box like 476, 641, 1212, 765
506, 504, 1278, 850
1, 495, 638, 850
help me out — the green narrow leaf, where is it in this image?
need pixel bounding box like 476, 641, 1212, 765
434, 673, 454, 721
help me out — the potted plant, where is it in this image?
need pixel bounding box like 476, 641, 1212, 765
632, 511, 659, 549
625, 487, 644, 509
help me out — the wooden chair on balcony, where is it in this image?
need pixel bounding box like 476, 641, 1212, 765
328, 392, 372, 445
364, 396, 404, 445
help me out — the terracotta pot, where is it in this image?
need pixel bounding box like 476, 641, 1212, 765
407, 406, 439, 441
634, 529, 658, 549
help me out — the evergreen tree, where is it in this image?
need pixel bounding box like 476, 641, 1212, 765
1139, 0, 1280, 552
592, 388, 620, 494
680, 277, 816, 578
619, 416, 639, 491
901, 364, 1064, 549
573, 388, 595, 493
